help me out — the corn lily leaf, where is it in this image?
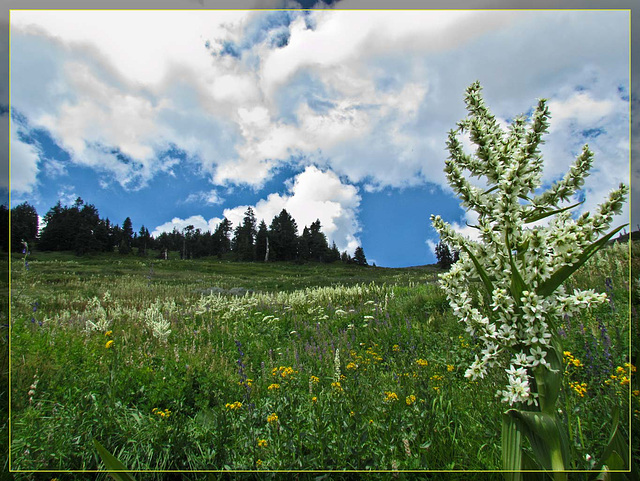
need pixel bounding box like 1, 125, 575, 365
504, 410, 569, 475
93, 439, 137, 481
460, 244, 494, 294
502, 413, 523, 481
523, 201, 583, 224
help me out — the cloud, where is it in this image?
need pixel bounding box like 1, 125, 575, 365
151, 215, 222, 238
57, 186, 78, 207
10, 10, 630, 210
184, 190, 224, 205
223, 166, 361, 252
152, 166, 362, 252
10, 117, 41, 195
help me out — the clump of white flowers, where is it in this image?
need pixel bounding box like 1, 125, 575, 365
431, 82, 627, 407
144, 302, 172, 342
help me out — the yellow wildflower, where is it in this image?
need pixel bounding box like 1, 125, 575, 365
225, 401, 242, 411
105, 330, 112, 337
310, 375, 320, 384
311, 396, 317, 403
257, 439, 267, 448
331, 381, 343, 393
633, 390, 639, 397
624, 362, 636, 373
392, 344, 400, 352
105, 340, 114, 349
268, 383, 280, 390
447, 365, 455, 372
572, 358, 582, 367
267, 413, 278, 424
346, 362, 358, 370
406, 395, 416, 406
256, 459, 263, 467
384, 391, 399, 402
416, 359, 429, 367
569, 381, 587, 397
349, 411, 355, 417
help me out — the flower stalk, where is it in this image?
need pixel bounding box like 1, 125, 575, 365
432, 82, 628, 476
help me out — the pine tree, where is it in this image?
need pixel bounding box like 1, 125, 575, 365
10, 202, 39, 252
269, 209, 298, 261
354, 246, 368, 266
435, 241, 456, 270
327, 241, 341, 263
232, 207, 257, 261
255, 220, 269, 261
119, 217, 134, 254
212, 218, 232, 258
308, 219, 329, 262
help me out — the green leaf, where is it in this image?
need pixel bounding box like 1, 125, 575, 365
536, 224, 627, 298
460, 244, 494, 294
532, 340, 563, 414
502, 413, 523, 481
93, 439, 136, 481
505, 410, 567, 474
505, 232, 528, 305
523, 201, 584, 224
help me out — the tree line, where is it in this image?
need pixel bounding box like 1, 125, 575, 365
1, 199, 368, 265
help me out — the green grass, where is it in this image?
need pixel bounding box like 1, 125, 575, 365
5, 244, 638, 478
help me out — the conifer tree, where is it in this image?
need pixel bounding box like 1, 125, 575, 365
354, 246, 368, 266
10, 202, 38, 252
255, 220, 269, 261
232, 207, 257, 261
212, 218, 232, 257
269, 209, 298, 261
119, 217, 134, 254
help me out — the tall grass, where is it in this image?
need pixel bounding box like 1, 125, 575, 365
7, 244, 635, 476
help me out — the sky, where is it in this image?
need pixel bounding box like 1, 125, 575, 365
7, 8, 631, 267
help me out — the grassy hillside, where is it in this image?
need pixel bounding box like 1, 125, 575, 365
3, 243, 638, 478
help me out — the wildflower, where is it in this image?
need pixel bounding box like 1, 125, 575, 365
346, 362, 358, 370
105, 330, 112, 337
268, 383, 280, 390
384, 391, 399, 402
393, 344, 400, 352
310, 375, 320, 384
311, 396, 317, 403
406, 395, 416, 406
267, 413, 278, 424
416, 359, 429, 367
349, 411, 355, 417
569, 382, 587, 397
430, 82, 627, 407
331, 381, 343, 393
105, 340, 114, 349
256, 459, 263, 467
633, 390, 639, 397
257, 439, 267, 448
447, 364, 455, 372
225, 401, 242, 411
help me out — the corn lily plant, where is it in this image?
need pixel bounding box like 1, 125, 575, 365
431, 82, 630, 480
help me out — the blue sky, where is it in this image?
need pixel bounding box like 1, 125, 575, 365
8, 9, 630, 267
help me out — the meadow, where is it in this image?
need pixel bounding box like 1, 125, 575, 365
6, 242, 639, 479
